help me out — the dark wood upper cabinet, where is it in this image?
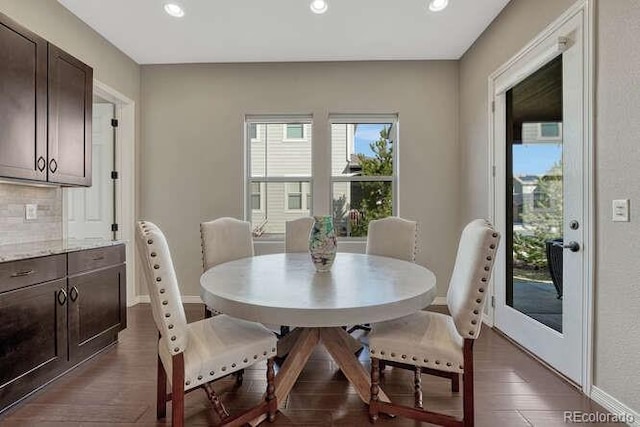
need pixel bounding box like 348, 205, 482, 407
0, 12, 92, 187
0, 13, 47, 182
48, 45, 92, 186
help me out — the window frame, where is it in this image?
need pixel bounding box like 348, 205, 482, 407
285, 181, 312, 212
329, 114, 399, 240
249, 123, 263, 142
244, 115, 313, 237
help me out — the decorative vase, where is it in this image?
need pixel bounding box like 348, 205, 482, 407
309, 216, 337, 273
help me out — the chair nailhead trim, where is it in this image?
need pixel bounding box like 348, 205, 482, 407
165, 313, 171, 318
263, 351, 267, 356
479, 288, 484, 293
154, 265, 160, 269
391, 353, 396, 357
492, 233, 498, 238
490, 244, 496, 249
481, 278, 487, 282
469, 331, 474, 336
401, 355, 407, 359
198, 375, 203, 380
476, 299, 481, 303
486, 256, 492, 261
162, 301, 168, 305
471, 320, 477, 325
272, 348, 276, 352
473, 310, 479, 315
210, 371, 215, 375
254, 355, 258, 359
147, 239, 153, 244
171, 336, 176, 341
371, 350, 375, 354
446, 362, 452, 367
484, 266, 490, 271
160, 289, 165, 294
435, 360, 440, 365
174, 347, 180, 352
412, 356, 417, 361
232, 363, 236, 368
168, 324, 174, 329
423, 359, 428, 363
151, 252, 157, 257
244, 358, 248, 363
222, 366, 226, 371
380, 351, 385, 355
156, 277, 162, 282
186, 380, 190, 385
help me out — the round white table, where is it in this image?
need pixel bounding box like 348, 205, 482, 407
200, 253, 437, 424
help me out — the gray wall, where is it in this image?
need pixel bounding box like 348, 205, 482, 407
459, 0, 640, 414
0, 0, 141, 243
594, 0, 640, 412
140, 61, 459, 297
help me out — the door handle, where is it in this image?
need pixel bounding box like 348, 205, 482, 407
49, 158, 58, 174
37, 156, 46, 172
563, 241, 580, 252
70, 286, 79, 302
57, 288, 67, 305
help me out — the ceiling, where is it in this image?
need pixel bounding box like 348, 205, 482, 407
57, 0, 510, 64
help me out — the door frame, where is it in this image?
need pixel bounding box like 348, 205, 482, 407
486, 0, 594, 394
62, 79, 136, 307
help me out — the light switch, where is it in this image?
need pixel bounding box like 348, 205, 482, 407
25, 204, 37, 220
612, 199, 630, 222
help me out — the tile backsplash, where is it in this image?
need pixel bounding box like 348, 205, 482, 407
0, 183, 62, 245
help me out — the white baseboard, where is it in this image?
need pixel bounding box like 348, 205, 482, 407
590, 386, 639, 426
134, 295, 203, 305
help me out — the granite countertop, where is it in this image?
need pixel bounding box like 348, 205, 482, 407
0, 239, 126, 263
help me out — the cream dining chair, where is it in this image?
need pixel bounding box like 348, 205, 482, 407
285, 217, 315, 253
137, 221, 277, 427
368, 219, 500, 427
347, 217, 418, 335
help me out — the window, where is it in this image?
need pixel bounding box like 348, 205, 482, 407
244, 114, 397, 238
245, 116, 312, 236
284, 123, 306, 141
330, 116, 398, 237
537, 122, 562, 140
251, 182, 262, 210
286, 182, 311, 211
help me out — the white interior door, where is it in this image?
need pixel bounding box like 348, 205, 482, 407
67, 102, 115, 240
492, 11, 586, 385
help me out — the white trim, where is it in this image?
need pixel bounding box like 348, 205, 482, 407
590, 386, 639, 427
62, 79, 136, 308
487, 0, 594, 392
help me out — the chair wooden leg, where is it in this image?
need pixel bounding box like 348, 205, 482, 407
414, 365, 423, 409
452, 373, 460, 393
157, 354, 167, 419
234, 369, 244, 386
203, 382, 230, 420
266, 357, 277, 422
369, 357, 380, 423
171, 353, 185, 427
204, 306, 212, 318
463, 339, 474, 427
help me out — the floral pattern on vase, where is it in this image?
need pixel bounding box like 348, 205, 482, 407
309, 216, 337, 272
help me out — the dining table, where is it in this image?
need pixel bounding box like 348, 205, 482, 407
200, 252, 437, 425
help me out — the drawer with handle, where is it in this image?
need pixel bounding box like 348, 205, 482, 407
0, 254, 67, 293
68, 244, 125, 275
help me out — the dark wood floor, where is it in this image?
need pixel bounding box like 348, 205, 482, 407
1, 304, 614, 426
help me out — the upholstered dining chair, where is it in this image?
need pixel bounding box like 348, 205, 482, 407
285, 217, 314, 253
368, 219, 500, 427
200, 218, 254, 318
137, 221, 277, 427
347, 217, 418, 335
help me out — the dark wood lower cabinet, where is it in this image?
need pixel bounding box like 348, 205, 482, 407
0, 244, 126, 414
68, 264, 126, 361
0, 278, 68, 412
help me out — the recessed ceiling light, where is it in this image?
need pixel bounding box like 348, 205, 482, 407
428, 0, 449, 12
164, 2, 185, 18
310, 0, 328, 14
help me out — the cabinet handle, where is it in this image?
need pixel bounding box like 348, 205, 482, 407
57, 288, 67, 305
10, 270, 34, 278
70, 286, 79, 302
49, 158, 58, 174
37, 157, 46, 172
92, 255, 105, 261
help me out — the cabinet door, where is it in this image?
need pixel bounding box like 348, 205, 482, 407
68, 264, 126, 362
0, 279, 68, 412
0, 12, 47, 182
48, 44, 93, 186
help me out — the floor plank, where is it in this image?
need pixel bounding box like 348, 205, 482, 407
0, 304, 611, 426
